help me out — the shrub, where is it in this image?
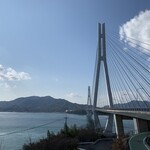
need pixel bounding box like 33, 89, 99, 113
23, 125, 102, 150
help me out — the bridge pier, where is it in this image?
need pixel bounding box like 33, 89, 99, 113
114, 114, 150, 137
93, 111, 101, 130
133, 118, 150, 134
114, 114, 124, 137
104, 114, 114, 133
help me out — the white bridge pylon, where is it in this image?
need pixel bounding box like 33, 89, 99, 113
92, 23, 114, 133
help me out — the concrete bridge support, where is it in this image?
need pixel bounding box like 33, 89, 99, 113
104, 114, 114, 133
93, 111, 101, 130
133, 118, 150, 134
114, 114, 124, 137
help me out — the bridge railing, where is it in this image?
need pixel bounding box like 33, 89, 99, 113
97, 107, 150, 112
144, 135, 150, 149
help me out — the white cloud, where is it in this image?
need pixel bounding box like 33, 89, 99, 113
4, 82, 10, 88
119, 10, 150, 51
0, 64, 31, 81
0, 82, 10, 88
66, 92, 82, 99
0, 82, 17, 89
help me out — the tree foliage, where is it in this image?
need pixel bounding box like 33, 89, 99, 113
23, 124, 102, 150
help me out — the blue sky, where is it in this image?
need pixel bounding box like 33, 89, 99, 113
0, 0, 149, 103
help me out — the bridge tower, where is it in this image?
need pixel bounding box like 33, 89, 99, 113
87, 86, 92, 112
86, 86, 94, 129
93, 23, 113, 133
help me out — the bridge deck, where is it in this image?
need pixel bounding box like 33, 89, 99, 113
96, 108, 150, 120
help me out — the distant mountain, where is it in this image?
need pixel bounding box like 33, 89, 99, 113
0, 96, 87, 112
103, 100, 150, 109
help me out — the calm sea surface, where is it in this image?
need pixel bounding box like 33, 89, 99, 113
0, 112, 87, 150
0, 112, 134, 150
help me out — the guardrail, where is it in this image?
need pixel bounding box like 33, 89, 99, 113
144, 136, 150, 149
97, 107, 150, 111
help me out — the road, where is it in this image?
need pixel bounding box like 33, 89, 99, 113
78, 139, 113, 150
129, 132, 150, 150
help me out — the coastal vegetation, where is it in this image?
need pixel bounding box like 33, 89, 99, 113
23, 123, 103, 150
23, 124, 130, 150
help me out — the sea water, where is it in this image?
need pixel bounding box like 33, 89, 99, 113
0, 112, 134, 150
0, 112, 87, 150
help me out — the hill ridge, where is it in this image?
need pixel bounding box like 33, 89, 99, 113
0, 96, 86, 112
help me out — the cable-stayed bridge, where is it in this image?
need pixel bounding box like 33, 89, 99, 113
87, 23, 150, 137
